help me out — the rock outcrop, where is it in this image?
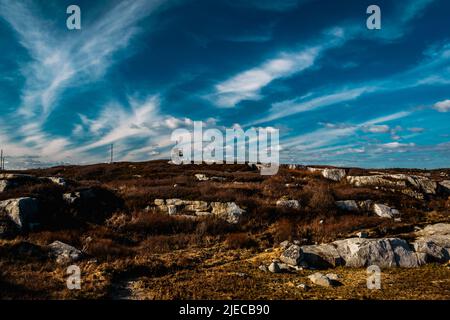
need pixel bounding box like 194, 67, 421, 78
211, 202, 245, 224
439, 180, 450, 193
413, 223, 450, 263
373, 203, 400, 219
322, 168, 347, 182
336, 200, 399, 219
0, 197, 39, 230
48, 241, 83, 265
308, 272, 339, 287
48, 177, 67, 187
308, 167, 347, 182
276, 198, 301, 209
0, 179, 15, 192
0, 174, 37, 192
279, 235, 437, 269
280, 244, 302, 266
154, 199, 245, 224
347, 174, 437, 195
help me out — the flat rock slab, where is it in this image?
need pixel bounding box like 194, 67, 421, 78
48, 241, 83, 265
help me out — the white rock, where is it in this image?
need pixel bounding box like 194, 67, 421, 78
0, 180, 14, 192
373, 203, 400, 219
333, 238, 421, 268
0, 197, 39, 229
322, 168, 346, 182
185, 201, 209, 212
167, 205, 177, 215
268, 262, 281, 273
166, 199, 184, 206
308, 272, 333, 287
195, 174, 209, 181
325, 273, 340, 281
438, 180, 450, 193
48, 177, 67, 187
413, 223, 450, 263
210, 202, 245, 224
258, 265, 268, 272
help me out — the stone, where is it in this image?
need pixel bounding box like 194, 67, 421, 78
358, 200, 374, 212
297, 283, 309, 290
413, 223, 450, 263
401, 188, 424, 200
308, 272, 333, 287
346, 175, 407, 188
48, 177, 67, 187
280, 244, 302, 266
336, 200, 359, 212
333, 238, 421, 268
0, 180, 15, 192
280, 240, 291, 250
276, 199, 300, 209
0, 197, 39, 230
280, 224, 449, 269
48, 241, 83, 265
325, 273, 340, 281
210, 202, 245, 224
268, 262, 281, 273
258, 264, 268, 272
322, 168, 346, 182
416, 223, 450, 237
413, 239, 449, 263
167, 205, 177, 215
373, 203, 400, 219
63, 189, 96, 205
195, 211, 212, 216
439, 180, 450, 193
298, 244, 344, 268
0, 173, 35, 180
195, 174, 209, 181
166, 199, 184, 206
185, 201, 209, 212
403, 175, 437, 194
347, 174, 436, 194
154, 199, 165, 206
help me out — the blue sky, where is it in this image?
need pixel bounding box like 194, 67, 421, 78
0, 0, 449, 169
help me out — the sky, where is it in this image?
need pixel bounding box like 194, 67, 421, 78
0, 0, 449, 169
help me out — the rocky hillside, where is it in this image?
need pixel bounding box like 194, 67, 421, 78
0, 161, 449, 299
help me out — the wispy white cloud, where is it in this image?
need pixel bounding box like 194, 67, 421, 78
0, 0, 169, 166
209, 26, 353, 108
433, 99, 450, 112
210, 0, 437, 109
253, 86, 372, 125
282, 111, 412, 152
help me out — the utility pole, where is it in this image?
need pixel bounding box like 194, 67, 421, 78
0, 149, 3, 171
110, 144, 114, 164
